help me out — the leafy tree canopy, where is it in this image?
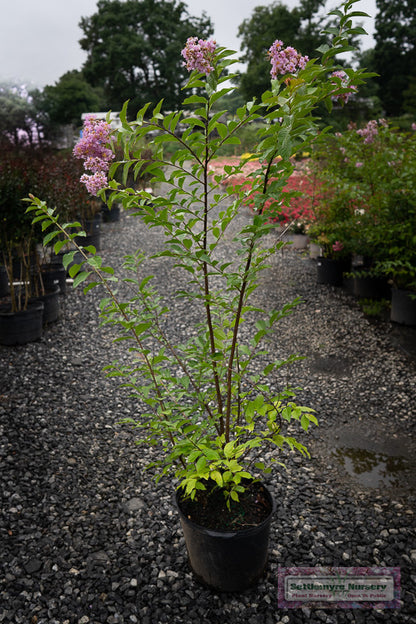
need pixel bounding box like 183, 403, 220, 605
41, 70, 106, 127
373, 0, 416, 116
0, 84, 42, 147
237, 0, 328, 101
79, 0, 214, 116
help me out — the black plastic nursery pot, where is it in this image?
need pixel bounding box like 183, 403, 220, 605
74, 216, 101, 251
316, 256, 344, 287
391, 288, 416, 326
176, 483, 274, 592
101, 203, 121, 223
0, 265, 9, 297
41, 263, 67, 295
0, 300, 44, 346
352, 274, 390, 300
33, 286, 61, 325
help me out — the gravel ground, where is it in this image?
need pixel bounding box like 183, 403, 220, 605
1, 186, 415, 624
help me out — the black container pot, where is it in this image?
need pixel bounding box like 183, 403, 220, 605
101, 204, 121, 223
74, 215, 101, 251
0, 300, 44, 346
0, 265, 9, 297
391, 288, 416, 326
353, 275, 390, 300
316, 256, 344, 287
342, 275, 355, 296
33, 286, 60, 324
176, 484, 274, 592
40, 263, 67, 295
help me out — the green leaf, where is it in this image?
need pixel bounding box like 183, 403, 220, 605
185, 479, 197, 496
68, 263, 81, 278
62, 252, 76, 270
188, 450, 201, 463
196, 456, 207, 473
87, 256, 103, 269
301, 414, 310, 431
182, 94, 207, 105
316, 44, 330, 55
53, 239, 68, 255
40, 219, 53, 232
210, 470, 223, 487
73, 271, 91, 288
83, 281, 100, 294
203, 448, 221, 461
223, 442, 234, 458
42, 230, 59, 246
222, 136, 240, 146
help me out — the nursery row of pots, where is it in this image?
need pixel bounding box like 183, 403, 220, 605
2, 216, 414, 350
285, 234, 416, 327
0, 206, 121, 347
0, 268, 64, 345
315, 253, 416, 326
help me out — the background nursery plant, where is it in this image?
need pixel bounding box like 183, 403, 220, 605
28, 0, 368, 514
309, 118, 416, 283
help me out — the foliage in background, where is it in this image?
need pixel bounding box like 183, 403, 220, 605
373, 0, 416, 117
79, 0, 214, 116
237, 0, 329, 102
209, 157, 321, 230
0, 83, 49, 148
0, 146, 94, 310
40, 70, 106, 127
309, 120, 416, 285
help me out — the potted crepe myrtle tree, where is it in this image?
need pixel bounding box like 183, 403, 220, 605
0, 148, 45, 345
28, 0, 369, 591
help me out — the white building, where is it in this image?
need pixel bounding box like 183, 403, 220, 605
81, 111, 122, 130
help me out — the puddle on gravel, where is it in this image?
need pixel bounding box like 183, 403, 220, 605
331, 447, 410, 488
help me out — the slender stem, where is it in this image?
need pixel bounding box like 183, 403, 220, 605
5, 246, 16, 313
225, 238, 255, 442
202, 116, 224, 434
223, 147, 279, 440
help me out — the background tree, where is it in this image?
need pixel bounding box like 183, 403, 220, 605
237, 0, 328, 101
350, 47, 383, 122
403, 76, 416, 117
41, 70, 105, 127
293, 0, 327, 58
373, 0, 416, 117
79, 0, 213, 115
0, 84, 43, 147
26, 88, 55, 146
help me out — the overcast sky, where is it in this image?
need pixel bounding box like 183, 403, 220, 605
1, 0, 376, 89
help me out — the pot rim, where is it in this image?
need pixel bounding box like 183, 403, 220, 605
175, 481, 275, 538
0, 300, 44, 316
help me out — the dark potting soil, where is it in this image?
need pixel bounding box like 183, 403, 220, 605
177, 481, 272, 531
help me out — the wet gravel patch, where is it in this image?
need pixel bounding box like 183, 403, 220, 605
1, 199, 415, 623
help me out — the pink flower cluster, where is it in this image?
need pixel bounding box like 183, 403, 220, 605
332, 240, 344, 253
268, 40, 308, 78
356, 119, 387, 145
181, 37, 217, 75
330, 70, 357, 103
73, 115, 114, 195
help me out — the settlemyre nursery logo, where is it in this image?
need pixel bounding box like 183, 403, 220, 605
278, 567, 401, 609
